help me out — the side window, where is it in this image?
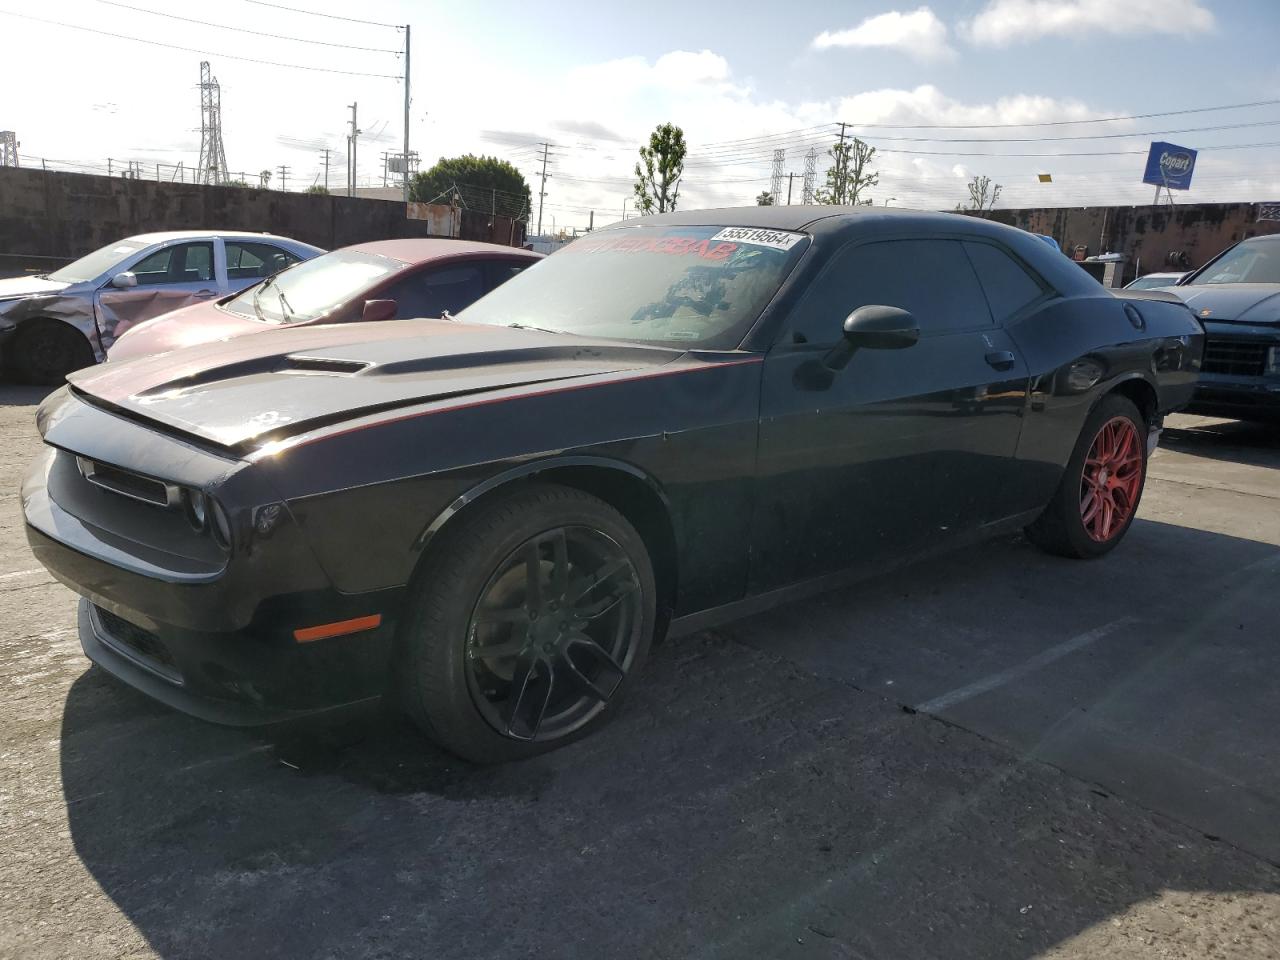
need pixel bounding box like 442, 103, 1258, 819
130, 242, 214, 286
226, 241, 296, 281
962, 241, 1047, 322
486, 260, 530, 291
388, 265, 486, 319
791, 239, 992, 342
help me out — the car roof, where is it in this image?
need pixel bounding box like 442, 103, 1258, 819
343, 238, 542, 265
597, 205, 960, 233
125, 230, 310, 244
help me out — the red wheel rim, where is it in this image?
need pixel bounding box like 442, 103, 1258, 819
1079, 416, 1144, 542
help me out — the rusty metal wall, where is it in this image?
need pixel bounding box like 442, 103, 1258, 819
981, 202, 1280, 280
0, 168, 527, 259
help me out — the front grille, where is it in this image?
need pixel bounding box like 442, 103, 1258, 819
94, 606, 181, 682
1202, 339, 1269, 377
76, 456, 175, 507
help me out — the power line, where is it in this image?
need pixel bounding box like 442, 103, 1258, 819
844, 98, 1280, 130
93, 0, 401, 52
0, 9, 402, 78
241, 0, 402, 29
846, 118, 1280, 145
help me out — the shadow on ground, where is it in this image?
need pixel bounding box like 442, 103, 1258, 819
59, 520, 1280, 959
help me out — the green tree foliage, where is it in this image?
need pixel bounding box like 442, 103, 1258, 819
410, 155, 532, 213
815, 137, 878, 205
304, 184, 329, 195
633, 122, 686, 215
756, 191, 774, 206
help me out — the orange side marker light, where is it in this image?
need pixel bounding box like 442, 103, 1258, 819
293, 614, 383, 643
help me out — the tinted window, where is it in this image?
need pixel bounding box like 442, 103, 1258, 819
226, 241, 296, 281
486, 260, 530, 290
791, 239, 991, 342
389, 265, 486, 319
130, 242, 214, 286
962, 241, 1045, 321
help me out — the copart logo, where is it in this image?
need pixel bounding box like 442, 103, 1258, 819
1160, 151, 1193, 174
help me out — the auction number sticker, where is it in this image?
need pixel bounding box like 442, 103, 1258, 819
709, 227, 805, 251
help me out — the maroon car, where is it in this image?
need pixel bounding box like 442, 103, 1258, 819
109, 239, 542, 361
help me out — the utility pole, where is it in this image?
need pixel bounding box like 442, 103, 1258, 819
347, 102, 360, 197
787, 173, 794, 205
835, 121, 850, 204
535, 141, 552, 237
402, 24, 411, 203
276, 165, 290, 191
320, 148, 331, 192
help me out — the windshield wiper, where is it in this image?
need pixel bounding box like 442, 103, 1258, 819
508, 322, 565, 335
275, 285, 296, 323
250, 280, 268, 322
441, 309, 457, 322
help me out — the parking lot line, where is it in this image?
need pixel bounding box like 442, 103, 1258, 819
916, 616, 1139, 714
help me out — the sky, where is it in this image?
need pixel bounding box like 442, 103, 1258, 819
3, 0, 1280, 231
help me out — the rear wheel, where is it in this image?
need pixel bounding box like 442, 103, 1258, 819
8, 319, 95, 385
398, 483, 656, 763
1026, 394, 1147, 559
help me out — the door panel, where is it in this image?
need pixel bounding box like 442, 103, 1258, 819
96, 241, 218, 347
749, 238, 1029, 593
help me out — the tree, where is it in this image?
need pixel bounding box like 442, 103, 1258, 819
409, 154, 531, 213
304, 184, 329, 195
258, 169, 272, 188
633, 122, 686, 215
756, 191, 774, 206
815, 137, 878, 205
962, 174, 1003, 213
225, 179, 249, 188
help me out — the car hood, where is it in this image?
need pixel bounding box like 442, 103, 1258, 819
109, 300, 269, 360
67, 319, 683, 451
0, 275, 72, 303
1165, 284, 1280, 324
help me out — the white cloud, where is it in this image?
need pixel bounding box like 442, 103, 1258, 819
963, 0, 1215, 46
812, 7, 955, 62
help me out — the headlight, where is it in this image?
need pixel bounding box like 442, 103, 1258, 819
182, 488, 208, 531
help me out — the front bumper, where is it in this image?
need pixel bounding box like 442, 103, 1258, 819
1187, 324, 1280, 421
1187, 375, 1280, 421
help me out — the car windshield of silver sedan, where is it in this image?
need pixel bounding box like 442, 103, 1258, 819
47, 239, 148, 283
458, 225, 810, 349
224, 249, 401, 323
1192, 242, 1280, 284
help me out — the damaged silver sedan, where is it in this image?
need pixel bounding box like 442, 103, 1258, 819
0, 231, 322, 383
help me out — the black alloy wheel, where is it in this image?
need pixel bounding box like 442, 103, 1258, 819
398, 483, 656, 763
465, 525, 642, 741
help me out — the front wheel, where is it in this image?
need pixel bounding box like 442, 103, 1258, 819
398, 483, 656, 763
1026, 393, 1148, 559
8, 319, 96, 385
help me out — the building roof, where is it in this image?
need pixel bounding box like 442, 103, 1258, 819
345, 238, 542, 264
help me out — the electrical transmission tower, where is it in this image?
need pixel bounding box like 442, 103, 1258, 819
770, 149, 785, 204
802, 148, 817, 204
0, 131, 18, 168
196, 62, 229, 185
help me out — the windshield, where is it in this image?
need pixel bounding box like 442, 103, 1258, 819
1127, 275, 1178, 290
48, 239, 148, 283
1190, 241, 1280, 285
224, 249, 401, 323
457, 224, 810, 349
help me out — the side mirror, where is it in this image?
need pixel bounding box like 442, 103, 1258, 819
823, 304, 918, 371
361, 299, 397, 323
110, 271, 138, 289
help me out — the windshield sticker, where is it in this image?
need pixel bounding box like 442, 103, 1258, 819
709, 227, 805, 251
568, 234, 739, 261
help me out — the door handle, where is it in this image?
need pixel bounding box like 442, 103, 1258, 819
984, 350, 1016, 371
193, 289, 217, 298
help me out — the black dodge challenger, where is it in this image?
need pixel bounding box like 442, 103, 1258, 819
23, 208, 1203, 762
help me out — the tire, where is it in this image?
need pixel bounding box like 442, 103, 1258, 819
8, 319, 96, 385
1026, 393, 1148, 559
398, 483, 657, 763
